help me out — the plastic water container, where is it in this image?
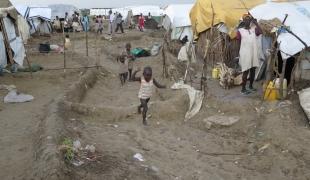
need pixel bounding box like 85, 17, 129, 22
275, 78, 288, 98
212, 68, 219, 79
264, 81, 278, 101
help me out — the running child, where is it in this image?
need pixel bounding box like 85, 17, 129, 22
132, 66, 166, 125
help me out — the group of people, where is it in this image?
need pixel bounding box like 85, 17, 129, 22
117, 43, 166, 125
52, 11, 90, 33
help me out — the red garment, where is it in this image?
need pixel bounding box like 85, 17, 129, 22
139, 16, 145, 27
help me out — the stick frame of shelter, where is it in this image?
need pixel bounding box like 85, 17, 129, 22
86, 30, 89, 56
19, 31, 33, 78
0, 17, 14, 65
62, 25, 66, 74
162, 32, 168, 78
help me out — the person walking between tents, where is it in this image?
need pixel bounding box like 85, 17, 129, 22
236, 14, 262, 95
108, 11, 115, 35
53, 16, 61, 33
115, 13, 124, 33
82, 14, 89, 32
138, 13, 145, 32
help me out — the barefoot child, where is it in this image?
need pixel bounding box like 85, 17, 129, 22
117, 54, 128, 86
125, 43, 135, 80
132, 66, 166, 125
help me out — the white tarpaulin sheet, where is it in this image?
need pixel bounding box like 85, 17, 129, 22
3, 17, 25, 66
250, 1, 310, 59
128, 5, 163, 16
298, 87, 310, 121
0, 33, 7, 68
171, 81, 204, 121
163, 4, 193, 28
90, 9, 110, 16
162, 4, 193, 41
28, 7, 51, 20
49, 4, 79, 19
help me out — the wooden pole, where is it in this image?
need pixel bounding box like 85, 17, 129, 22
62, 25, 66, 74
86, 30, 89, 56
19, 31, 33, 78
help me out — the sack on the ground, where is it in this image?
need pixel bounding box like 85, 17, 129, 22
131, 48, 150, 57
298, 87, 310, 121
39, 43, 50, 53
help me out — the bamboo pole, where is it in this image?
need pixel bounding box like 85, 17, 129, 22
86, 30, 89, 56
62, 25, 66, 75
19, 32, 33, 78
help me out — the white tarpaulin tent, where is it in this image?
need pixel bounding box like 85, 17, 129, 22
16, 5, 52, 34
48, 4, 79, 19
162, 4, 194, 41
0, 5, 26, 67
250, 1, 310, 59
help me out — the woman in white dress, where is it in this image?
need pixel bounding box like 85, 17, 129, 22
236, 14, 263, 95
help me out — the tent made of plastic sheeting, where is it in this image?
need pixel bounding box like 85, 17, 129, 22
90, 8, 111, 16
163, 4, 194, 41
0, 5, 26, 68
190, 0, 264, 39
48, 4, 80, 19
16, 6, 52, 34
250, 1, 310, 59
128, 5, 163, 16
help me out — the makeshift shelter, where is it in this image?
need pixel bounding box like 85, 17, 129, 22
162, 4, 194, 42
49, 4, 80, 20
0, 0, 26, 68
16, 5, 52, 35
90, 8, 111, 16
250, 1, 310, 97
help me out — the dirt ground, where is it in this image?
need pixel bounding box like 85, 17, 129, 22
0, 28, 310, 180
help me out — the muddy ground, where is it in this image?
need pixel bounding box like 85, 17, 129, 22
0, 29, 310, 180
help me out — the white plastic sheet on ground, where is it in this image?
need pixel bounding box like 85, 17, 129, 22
298, 87, 310, 121
171, 81, 204, 121
4, 90, 34, 103
250, 1, 310, 59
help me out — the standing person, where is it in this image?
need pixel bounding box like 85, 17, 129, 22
108, 11, 115, 35
97, 15, 103, 34
53, 16, 61, 33
236, 14, 262, 95
64, 12, 71, 32
138, 13, 145, 32
115, 13, 124, 33
132, 67, 166, 125
82, 14, 89, 32
147, 12, 152, 20
72, 14, 79, 32
125, 43, 135, 79
117, 54, 128, 86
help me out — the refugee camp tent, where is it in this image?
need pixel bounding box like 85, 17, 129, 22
90, 8, 111, 16
16, 5, 52, 35
0, 0, 26, 68
190, 0, 264, 38
250, 1, 310, 59
49, 4, 80, 20
163, 4, 194, 41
